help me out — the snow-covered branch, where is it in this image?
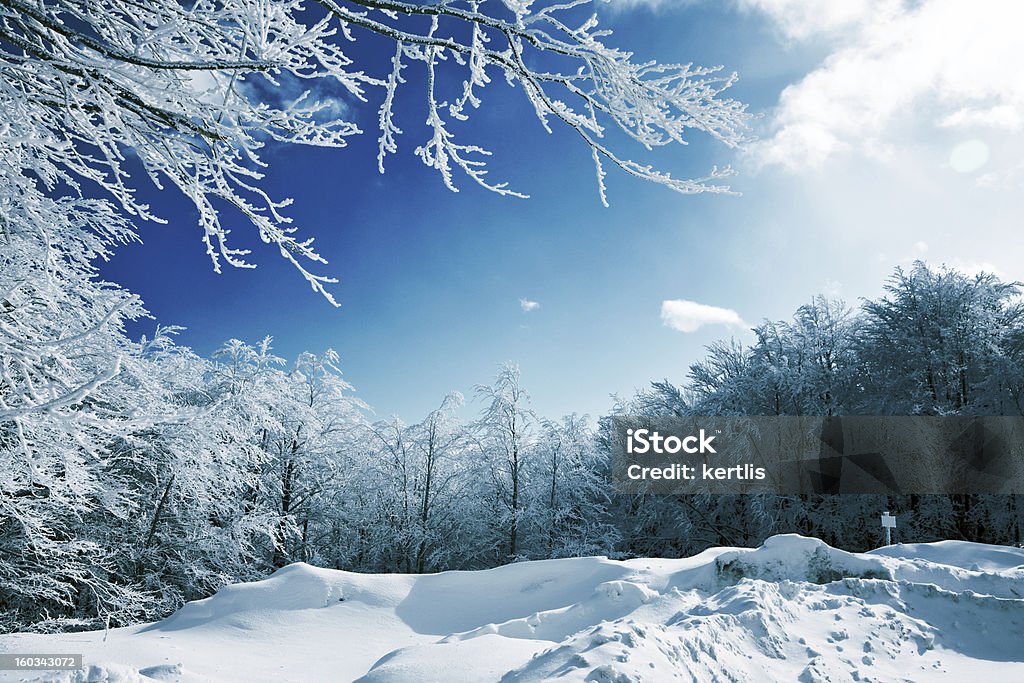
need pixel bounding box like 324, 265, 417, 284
1, 0, 748, 303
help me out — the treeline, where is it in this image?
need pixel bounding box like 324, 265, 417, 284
4, 261, 1024, 633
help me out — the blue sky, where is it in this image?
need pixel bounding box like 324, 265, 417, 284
99, 0, 1024, 422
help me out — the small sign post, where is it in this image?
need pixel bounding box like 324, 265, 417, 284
881, 511, 896, 545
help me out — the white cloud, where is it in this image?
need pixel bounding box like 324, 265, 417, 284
661, 299, 747, 333
601, 0, 680, 11
737, 0, 889, 40
940, 105, 1023, 131
751, 0, 1024, 170
616, 0, 882, 25
519, 298, 540, 312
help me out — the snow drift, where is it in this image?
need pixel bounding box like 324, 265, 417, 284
3, 535, 1023, 682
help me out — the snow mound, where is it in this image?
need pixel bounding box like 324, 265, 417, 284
147, 562, 412, 632
6, 535, 1024, 683
707, 534, 894, 586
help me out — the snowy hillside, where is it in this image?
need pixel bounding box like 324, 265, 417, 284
3, 535, 1023, 683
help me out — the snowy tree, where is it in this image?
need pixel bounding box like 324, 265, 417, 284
855, 265, 1024, 541
750, 297, 858, 416
0, 200, 167, 629
97, 331, 289, 618
0, 319, 238, 630
266, 350, 366, 567
200, 342, 367, 569
352, 392, 479, 572
475, 362, 534, 560
859, 262, 1023, 416
405, 391, 470, 572
358, 416, 423, 571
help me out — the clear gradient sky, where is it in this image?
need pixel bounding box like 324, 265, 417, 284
99, 0, 1024, 422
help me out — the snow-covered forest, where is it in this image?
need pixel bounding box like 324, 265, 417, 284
4, 257, 1024, 634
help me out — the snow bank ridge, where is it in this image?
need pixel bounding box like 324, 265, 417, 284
16, 535, 1024, 683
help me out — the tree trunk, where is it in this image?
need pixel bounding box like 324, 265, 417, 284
144, 474, 175, 549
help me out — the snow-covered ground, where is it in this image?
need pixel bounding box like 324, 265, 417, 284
2, 535, 1023, 682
